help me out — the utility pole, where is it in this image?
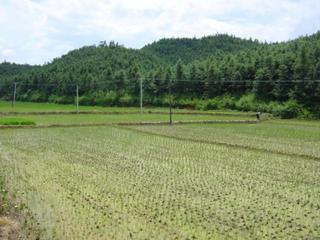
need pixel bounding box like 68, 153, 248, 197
12, 82, 17, 108
169, 78, 172, 125
140, 77, 143, 113
76, 85, 79, 113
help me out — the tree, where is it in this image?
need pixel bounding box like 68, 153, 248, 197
126, 63, 140, 95
253, 67, 274, 98
273, 64, 291, 101
174, 59, 186, 95
204, 64, 221, 98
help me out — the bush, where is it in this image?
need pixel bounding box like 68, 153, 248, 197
203, 99, 219, 110
311, 105, 320, 119
29, 91, 47, 102
273, 100, 308, 119
151, 97, 163, 107
219, 95, 236, 109
119, 93, 134, 106
235, 94, 256, 111
175, 99, 196, 109
162, 95, 172, 107
194, 100, 206, 110
48, 95, 73, 104
19, 92, 30, 101
94, 91, 118, 106
48, 94, 60, 103
78, 95, 95, 106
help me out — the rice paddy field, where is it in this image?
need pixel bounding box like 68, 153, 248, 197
0, 102, 319, 239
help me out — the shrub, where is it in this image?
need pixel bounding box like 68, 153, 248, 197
151, 97, 163, 107
94, 91, 118, 106
162, 95, 172, 107
219, 95, 236, 109
203, 99, 219, 110
235, 94, 256, 112
194, 100, 206, 111
119, 93, 134, 106
19, 92, 30, 101
78, 96, 95, 106
273, 100, 308, 119
311, 105, 320, 119
29, 91, 47, 102
48, 95, 73, 104
175, 99, 196, 109
48, 94, 60, 103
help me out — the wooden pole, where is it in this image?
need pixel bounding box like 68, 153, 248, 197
12, 82, 17, 108
169, 78, 172, 125
140, 77, 143, 113
76, 85, 79, 113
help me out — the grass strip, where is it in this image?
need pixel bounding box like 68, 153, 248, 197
0, 118, 36, 126
0, 119, 258, 129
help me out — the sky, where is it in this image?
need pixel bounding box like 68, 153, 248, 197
0, 0, 320, 65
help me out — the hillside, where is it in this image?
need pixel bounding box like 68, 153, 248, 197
0, 32, 319, 118
0, 62, 38, 78
0, 42, 162, 102
142, 34, 262, 64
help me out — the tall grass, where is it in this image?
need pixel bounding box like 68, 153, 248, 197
0, 118, 35, 126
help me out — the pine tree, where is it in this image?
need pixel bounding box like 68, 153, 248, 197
175, 59, 186, 95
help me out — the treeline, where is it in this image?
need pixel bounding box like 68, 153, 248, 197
0, 62, 38, 77
0, 33, 320, 118
142, 34, 262, 64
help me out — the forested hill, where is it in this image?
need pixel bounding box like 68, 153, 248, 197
0, 62, 38, 78
0, 42, 162, 101
142, 34, 262, 64
0, 32, 320, 118
49, 42, 162, 72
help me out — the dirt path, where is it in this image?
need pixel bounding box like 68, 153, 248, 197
0, 217, 20, 240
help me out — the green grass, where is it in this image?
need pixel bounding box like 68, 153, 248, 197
0, 117, 36, 126
0, 120, 319, 239
129, 120, 320, 159
0, 113, 253, 126
0, 100, 162, 112
0, 101, 256, 115
0, 101, 256, 126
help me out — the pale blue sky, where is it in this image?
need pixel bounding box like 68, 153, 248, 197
0, 0, 319, 65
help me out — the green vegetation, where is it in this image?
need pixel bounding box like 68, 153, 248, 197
0, 30, 319, 239
0, 100, 169, 113
130, 120, 320, 159
0, 101, 256, 126
0, 62, 38, 78
0, 100, 256, 115
1, 114, 253, 126
0, 120, 319, 239
0, 117, 35, 126
142, 34, 261, 64
1, 32, 320, 118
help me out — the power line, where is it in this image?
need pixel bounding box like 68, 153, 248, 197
0, 79, 320, 87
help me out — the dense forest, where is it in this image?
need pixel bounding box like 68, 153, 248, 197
142, 34, 262, 64
0, 33, 320, 118
0, 62, 39, 78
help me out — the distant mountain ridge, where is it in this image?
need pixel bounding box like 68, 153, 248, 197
142, 34, 262, 64
0, 32, 319, 118
0, 62, 38, 78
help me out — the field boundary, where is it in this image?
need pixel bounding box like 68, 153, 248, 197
119, 126, 320, 162
0, 119, 259, 129
0, 111, 257, 117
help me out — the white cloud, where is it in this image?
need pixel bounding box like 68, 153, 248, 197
0, 0, 319, 64
1, 48, 14, 57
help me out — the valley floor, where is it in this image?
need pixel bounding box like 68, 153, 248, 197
0, 102, 319, 239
